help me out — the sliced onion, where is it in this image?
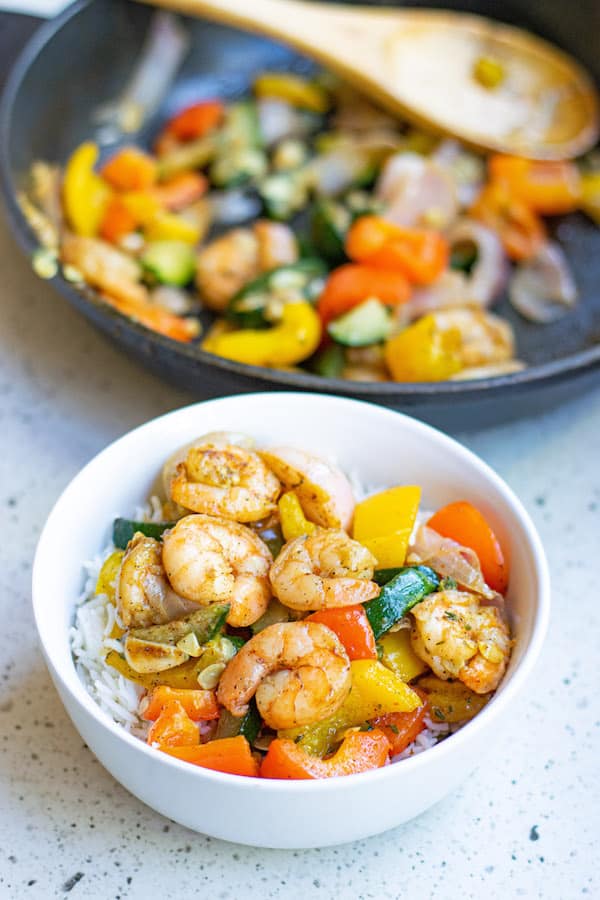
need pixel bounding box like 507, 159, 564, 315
431, 139, 486, 207
509, 241, 578, 323
447, 218, 508, 308
211, 189, 262, 226
376, 152, 459, 229
151, 285, 194, 315
257, 99, 315, 146
408, 524, 495, 600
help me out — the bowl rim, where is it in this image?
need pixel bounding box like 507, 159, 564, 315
32, 391, 551, 792
1, 0, 599, 405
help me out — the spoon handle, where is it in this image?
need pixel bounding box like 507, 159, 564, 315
140, 0, 316, 40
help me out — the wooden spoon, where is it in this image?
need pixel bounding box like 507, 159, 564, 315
140, 0, 599, 160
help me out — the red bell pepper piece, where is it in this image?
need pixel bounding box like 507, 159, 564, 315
306, 606, 377, 660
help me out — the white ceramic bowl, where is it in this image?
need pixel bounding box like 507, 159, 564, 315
32, 393, 550, 849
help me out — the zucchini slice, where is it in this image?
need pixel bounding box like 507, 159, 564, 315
328, 298, 392, 347
141, 241, 196, 287
228, 258, 327, 327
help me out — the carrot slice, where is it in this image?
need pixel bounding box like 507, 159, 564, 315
260, 729, 390, 779
162, 736, 260, 777
427, 500, 509, 594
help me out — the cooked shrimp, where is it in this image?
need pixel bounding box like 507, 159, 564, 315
217, 621, 351, 728
410, 590, 511, 694
270, 528, 379, 611
196, 228, 260, 312
162, 514, 273, 627
261, 446, 355, 531
116, 533, 197, 629
376, 152, 459, 229
253, 220, 298, 271
195, 221, 298, 312
431, 308, 515, 369
165, 434, 281, 523
61, 234, 148, 307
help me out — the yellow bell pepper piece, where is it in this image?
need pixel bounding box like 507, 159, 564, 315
144, 211, 201, 244
203, 302, 321, 367
353, 485, 421, 567
254, 72, 329, 113
580, 172, 600, 225
418, 675, 490, 723
279, 659, 421, 755
278, 491, 316, 541
95, 550, 124, 604
121, 191, 162, 226
385, 315, 462, 382
105, 650, 213, 689
62, 142, 112, 237
379, 629, 428, 682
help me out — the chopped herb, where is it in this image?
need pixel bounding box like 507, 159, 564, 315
294, 734, 304, 743
440, 576, 458, 591
389, 724, 400, 735
444, 611, 458, 621
433, 707, 446, 721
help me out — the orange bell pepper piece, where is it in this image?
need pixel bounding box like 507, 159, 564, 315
99, 291, 200, 343
99, 196, 138, 244
346, 216, 449, 285
101, 146, 158, 191
152, 171, 208, 211
164, 99, 224, 141
162, 736, 260, 777
385, 314, 462, 382
428, 500, 509, 594
489, 155, 581, 215
307, 606, 377, 661
470, 180, 546, 261
317, 263, 411, 327
370, 692, 428, 756
261, 729, 390, 779
147, 700, 200, 748
140, 686, 219, 722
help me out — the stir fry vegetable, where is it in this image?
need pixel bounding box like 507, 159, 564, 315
75, 431, 513, 779
30, 61, 596, 384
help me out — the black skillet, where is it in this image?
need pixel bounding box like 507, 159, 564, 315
1, 0, 599, 429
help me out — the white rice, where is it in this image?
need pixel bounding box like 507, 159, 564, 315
70, 546, 146, 736
70, 491, 460, 760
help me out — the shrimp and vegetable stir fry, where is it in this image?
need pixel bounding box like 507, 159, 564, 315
28, 67, 599, 384
76, 432, 513, 779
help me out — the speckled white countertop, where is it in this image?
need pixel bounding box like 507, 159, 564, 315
0, 203, 599, 899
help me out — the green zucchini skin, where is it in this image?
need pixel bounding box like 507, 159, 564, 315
215, 699, 261, 744
310, 199, 350, 264
129, 604, 230, 648
309, 343, 345, 378
363, 566, 440, 639
227, 258, 327, 328
112, 518, 176, 549
327, 298, 391, 347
